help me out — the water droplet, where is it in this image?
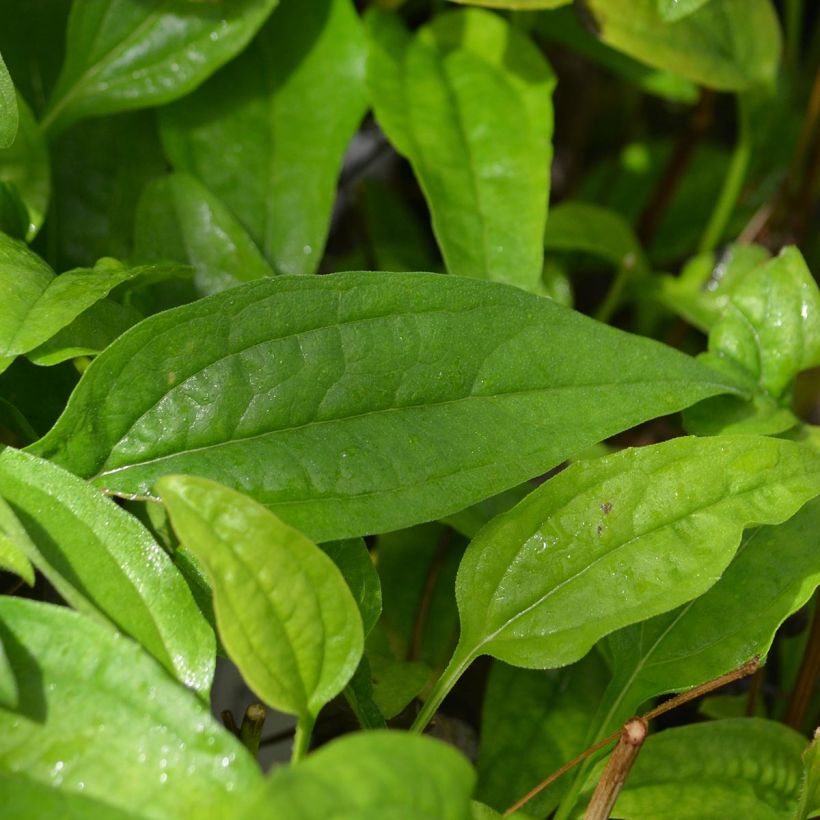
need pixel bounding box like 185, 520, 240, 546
302, 245, 312, 256
159, 772, 168, 784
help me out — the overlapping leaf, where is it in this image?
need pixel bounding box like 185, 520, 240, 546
0, 52, 16, 149
29, 271, 740, 541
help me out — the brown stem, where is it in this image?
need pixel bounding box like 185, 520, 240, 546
785, 594, 820, 730
583, 718, 648, 820
221, 709, 239, 735
239, 703, 267, 758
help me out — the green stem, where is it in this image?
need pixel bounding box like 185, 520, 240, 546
595, 266, 630, 325
697, 95, 752, 253
409, 644, 476, 734
291, 713, 315, 763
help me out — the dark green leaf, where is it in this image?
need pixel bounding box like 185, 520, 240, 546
366, 9, 555, 291
343, 657, 387, 730
41, 0, 280, 137
0, 182, 27, 240
29, 271, 739, 541
320, 538, 381, 637
0, 52, 17, 149
0, 598, 260, 817
159, 0, 368, 276
134, 173, 274, 297
451, 435, 820, 673
0, 448, 215, 695
583, 0, 782, 91
243, 730, 475, 819
157, 475, 363, 721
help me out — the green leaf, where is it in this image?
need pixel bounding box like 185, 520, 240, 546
320, 538, 381, 637
134, 174, 274, 297
448, 0, 571, 7
366, 9, 555, 291
451, 435, 820, 674
243, 730, 475, 819
476, 651, 609, 816
598, 496, 820, 736
159, 0, 368, 276
0, 52, 17, 149
0, 598, 260, 818
658, 0, 713, 21
342, 657, 387, 730
29, 271, 739, 541
579, 719, 805, 819
0, 498, 34, 585
41, 0, 280, 137
0, 244, 173, 370
796, 731, 820, 820
157, 474, 363, 721
0, 448, 215, 695
583, 0, 782, 91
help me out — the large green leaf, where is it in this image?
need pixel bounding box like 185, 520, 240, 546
41, 0, 279, 137
0, 448, 214, 695
0, 52, 16, 149
576, 719, 805, 819
243, 730, 475, 819
596, 497, 820, 737
0, 598, 259, 819
160, 0, 367, 277
28, 271, 739, 541
157, 475, 363, 722
366, 9, 555, 292
134, 173, 274, 297
583, 0, 782, 91
449, 435, 820, 676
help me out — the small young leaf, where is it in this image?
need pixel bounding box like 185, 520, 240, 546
0, 448, 215, 695
0, 52, 17, 149
243, 730, 475, 819
583, 0, 782, 91
366, 8, 555, 292
41, 0, 279, 136
451, 435, 820, 674
160, 0, 367, 277
29, 271, 740, 541
134, 173, 274, 297
157, 474, 364, 722
796, 731, 820, 820
0, 598, 260, 817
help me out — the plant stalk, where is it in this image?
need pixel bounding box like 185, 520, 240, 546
239, 703, 266, 758
291, 713, 315, 763
409, 645, 475, 734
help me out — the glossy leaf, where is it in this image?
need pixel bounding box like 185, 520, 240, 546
157, 475, 363, 720
0, 52, 16, 149
476, 652, 609, 816
450, 435, 820, 674
159, 0, 368, 276
0, 448, 215, 695
583, 0, 782, 91
41, 0, 279, 137
796, 731, 820, 820
0, 598, 260, 818
598, 496, 820, 736
658, 0, 712, 20
0, 498, 34, 584
366, 9, 555, 291
243, 730, 475, 819
577, 719, 805, 819
29, 271, 739, 541
134, 174, 274, 297
320, 538, 381, 637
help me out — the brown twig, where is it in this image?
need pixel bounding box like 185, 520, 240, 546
785, 594, 820, 730
583, 718, 648, 820
239, 704, 267, 758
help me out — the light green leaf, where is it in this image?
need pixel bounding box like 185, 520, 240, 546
320, 538, 381, 638
134, 173, 274, 297
658, 0, 713, 21
450, 435, 820, 675
598, 496, 820, 737
0, 498, 34, 585
0, 448, 215, 695
583, 0, 782, 91
366, 9, 555, 291
578, 719, 805, 819
29, 271, 739, 541
157, 474, 363, 721
0, 52, 17, 149
477, 652, 609, 816
796, 731, 820, 820
41, 0, 280, 137
243, 730, 475, 819
0, 94, 49, 239
0, 598, 260, 819
449, 0, 570, 7
159, 0, 368, 276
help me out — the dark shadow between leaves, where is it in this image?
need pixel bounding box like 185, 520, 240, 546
0, 615, 46, 722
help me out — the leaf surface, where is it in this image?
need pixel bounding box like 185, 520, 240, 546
158, 475, 363, 720
320, 538, 381, 637
366, 9, 554, 291
0, 598, 259, 819
42, 0, 279, 136
0, 498, 34, 585
0, 448, 214, 695
160, 0, 367, 276
796, 732, 820, 820
29, 271, 739, 541
0, 52, 17, 149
